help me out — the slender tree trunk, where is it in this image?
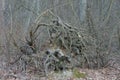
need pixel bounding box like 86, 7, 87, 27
79, 0, 87, 22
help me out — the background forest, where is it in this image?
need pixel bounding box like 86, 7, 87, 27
0, 0, 120, 80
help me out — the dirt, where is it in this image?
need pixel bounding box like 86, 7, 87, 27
0, 54, 120, 80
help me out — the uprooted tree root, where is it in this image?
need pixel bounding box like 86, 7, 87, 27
11, 10, 109, 76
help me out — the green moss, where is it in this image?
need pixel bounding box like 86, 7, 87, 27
73, 68, 86, 78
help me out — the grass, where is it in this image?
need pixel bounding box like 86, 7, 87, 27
73, 68, 86, 78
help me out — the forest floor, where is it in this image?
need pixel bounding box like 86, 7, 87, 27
0, 54, 120, 80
